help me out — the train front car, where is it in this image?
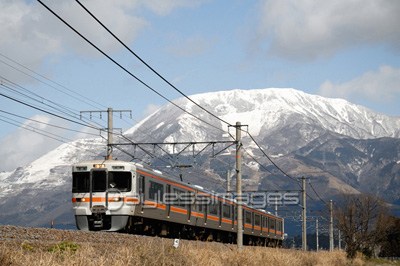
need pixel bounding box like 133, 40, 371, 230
72, 160, 137, 231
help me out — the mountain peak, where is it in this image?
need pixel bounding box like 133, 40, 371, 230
127, 88, 400, 141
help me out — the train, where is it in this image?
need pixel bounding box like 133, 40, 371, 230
72, 159, 284, 246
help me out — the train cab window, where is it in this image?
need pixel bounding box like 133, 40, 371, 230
255, 214, 260, 226
109, 172, 131, 192
222, 204, 231, 218
245, 211, 252, 224
92, 171, 107, 192
72, 172, 90, 193
149, 181, 164, 201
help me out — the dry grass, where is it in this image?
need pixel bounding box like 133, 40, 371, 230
1, 237, 396, 266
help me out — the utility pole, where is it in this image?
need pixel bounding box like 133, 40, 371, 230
236, 122, 243, 251
80, 108, 131, 159
275, 196, 278, 216
329, 200, 334, 252
316, 217, 319, 252
338, 229, 341, 250
302, 176, 307, 251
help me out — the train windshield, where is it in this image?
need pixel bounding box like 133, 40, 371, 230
108, 172, 131, 192
92, 171, 107, 192
72, 171, 131, 193
72, 172, 90, 193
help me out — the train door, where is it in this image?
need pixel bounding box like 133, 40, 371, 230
89, 168, 108, 211
219, 200, 222, 227
167, 184, 171, 217
231, 204, 235, 229
138, 175, 145, 213
187, 190, 192, 222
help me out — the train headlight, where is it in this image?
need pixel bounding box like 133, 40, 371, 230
93, 164, 106, 168
111, 197, 122, 202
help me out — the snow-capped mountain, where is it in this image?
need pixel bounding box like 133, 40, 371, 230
126, 88, 400, 155
128, 88, 400, 139
1, 88, 399, 228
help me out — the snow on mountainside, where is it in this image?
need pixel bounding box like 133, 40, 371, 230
0, 138, 104, 198
126, 88, 400, 142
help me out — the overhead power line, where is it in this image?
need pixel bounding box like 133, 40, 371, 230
0, 54, 106, 110
245, 130, 300, 185
0, 116, 103, 156
0, 91, 101, 131
75, 0, 233, 128
308, 180, 327, 204
0, 109, 99, 136
37, 0, 227, 136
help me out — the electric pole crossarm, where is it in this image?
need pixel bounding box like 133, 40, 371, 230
80, 107, 131, 159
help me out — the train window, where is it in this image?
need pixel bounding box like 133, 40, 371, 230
72, 172, 90, 193
92, 171, 107, 192
173, 188, 186, 207
222, 204, 231, 218
245, 211, 252, 224
139, 176, 145, 194
270, 218, 275, 231
108, 172, 131, 192
195, 195, 206, 212
263, 216, 267, 229
149, 181, 164, 201
209, 202, 218, 215
255, 214, 260, 226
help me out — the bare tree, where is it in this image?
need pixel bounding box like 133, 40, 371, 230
334, 193, 389, 258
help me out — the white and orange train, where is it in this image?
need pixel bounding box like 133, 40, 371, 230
72, 160, 284, 246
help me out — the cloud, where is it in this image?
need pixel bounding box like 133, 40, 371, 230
140, 104, 163, 119
0, 115, 69, 171
318, 65, 400, 102
253, 0, 400, 61
0, 0, 204, 84
142, 0, 209, 16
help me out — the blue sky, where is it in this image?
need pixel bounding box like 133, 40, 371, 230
0, 0, 400, 171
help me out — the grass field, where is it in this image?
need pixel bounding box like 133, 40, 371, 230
1, 237, 390, 266
1, 224, 399, 266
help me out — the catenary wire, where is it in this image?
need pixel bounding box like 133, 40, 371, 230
0, 55, 135, 133
308, 180, 327, 204
0, 109, 99, 136
0, 54, 106, 110
0, 117, 104, 156
75, 0, 234, 128
37, 0, 228, 136
0, 79, 106, 130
